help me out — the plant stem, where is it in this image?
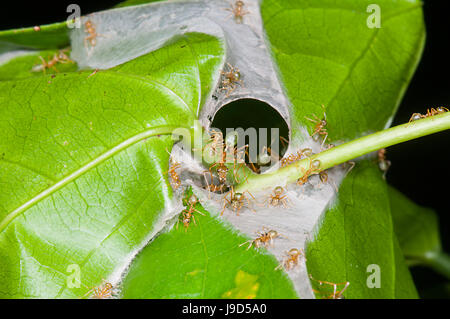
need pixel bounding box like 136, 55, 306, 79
423, 251, 450, 280
235, 112, 450, 193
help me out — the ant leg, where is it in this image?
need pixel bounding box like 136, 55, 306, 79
281, 196, 290, 209
345, 161, 355, 175
239, 240, 253, 250
220, 197, 231, 216
304, 114, 319, 123
256, 194, 269, 208
223, 11, 233, 21
193, 208, 205, 216
203, 171, 213, 199
321, 104, 327, 120
320, 132, 328, 147
38, 56, 46, 65
280, 136, 289, 148
243, 192, 256, 213
225, 84, 236, 97
88, 69, 99, 78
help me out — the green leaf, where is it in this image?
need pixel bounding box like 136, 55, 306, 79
0, 50, 78, 81
0, 32, 223, 298
0, 22, 70, 51
115, 0, 165, 8
388, 186, 450, 280
0, 0, 431, 299
392, 234, 418, 298
305, 161, 418, 298
261, 0, 425, 298
120, 193, 298, 298
388, 186, 441, 263
261, 0, 425, 141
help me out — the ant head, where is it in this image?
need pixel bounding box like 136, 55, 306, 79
234, 192, 243, 200
411, 113, 422, 121
274, 186, 284, 195
217, 166, 228, 174
319, 171, 328, 183
188, 195, 198, 206
268, 230, 278, 238
302, 148, 312, 157
311, 159, 321, 170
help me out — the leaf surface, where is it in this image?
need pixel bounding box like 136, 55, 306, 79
305, 161, 418, 298
0, 33, 223, 298
121, 193, 298, 299
0, 22, 70, 51
261, 0, 425, 298
261, 0, 425, 141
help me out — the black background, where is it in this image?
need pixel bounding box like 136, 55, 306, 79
0, 0, 449, 298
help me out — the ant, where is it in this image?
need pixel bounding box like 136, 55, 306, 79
83, 281, 114, 299
166, 150, 181, 190
249, 138, 286, 173
309, 169, 338, 192
88, 68, 99, 78
178, 203, 205, 231
182, 193, 199, 207
225, 1, 250, 24
220, 63, 243, 96
257, 146, 278, 168
84, 20, 105, 52
409, 106, 449, 122
227, 144, 249, 183
221, 186, 255, 216
178, 194, 205, 230
202, 128, 224, 158
209, 143, 248, 184
343, 161, 356, 176
209, 150, 229, 185
240, 228, 284, 250
84, 20, 98, 47
246, 149, 272, 174
309, 274, 350, 299
202, 171, 226, 198
261, 186, 291, 208
377, 148, 391, 180
297, 159, 321, 187
319, 171, 328, 184
205, 182, 226, 194
305, 105, 328, 146
32, 49, 73, 74
276, 248, 305, 271
280, 148, 313, 167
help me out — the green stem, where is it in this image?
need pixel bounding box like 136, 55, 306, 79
236, 112, 450, 193
423, 251, 450, 280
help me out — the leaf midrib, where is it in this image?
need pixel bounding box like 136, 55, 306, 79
0, 39, 207, 232
0, 125, 184, 233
